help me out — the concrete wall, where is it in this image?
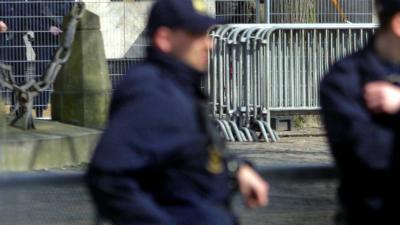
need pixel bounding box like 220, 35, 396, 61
82, 0, 216, 59
82, 0, 153, 59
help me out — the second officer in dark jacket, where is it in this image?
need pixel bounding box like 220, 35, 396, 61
320, 0, 400, 224
86, 0, 269, 224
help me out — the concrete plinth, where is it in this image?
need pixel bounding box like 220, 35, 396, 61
0, 120, 101, 171
52, 9, 111, 130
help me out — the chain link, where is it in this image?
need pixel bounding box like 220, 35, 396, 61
0, 2, 86, 129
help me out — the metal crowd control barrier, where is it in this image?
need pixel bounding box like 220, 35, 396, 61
0, 164, 336, 225
207, 24, 377, 142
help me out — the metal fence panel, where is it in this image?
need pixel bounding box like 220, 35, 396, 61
265, 25, 374, 110
207, 24, 376, 142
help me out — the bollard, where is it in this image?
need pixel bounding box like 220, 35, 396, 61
52, 9, 111, 130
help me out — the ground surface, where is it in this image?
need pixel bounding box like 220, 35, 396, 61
1, 129, 337, 225
228, 133, 337, 225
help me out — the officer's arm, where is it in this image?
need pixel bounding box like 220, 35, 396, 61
320, 63, 394, 170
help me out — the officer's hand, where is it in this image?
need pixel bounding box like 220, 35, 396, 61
237, 164, 269, 208
0, 21, 7, 33
364, 81, 400, 114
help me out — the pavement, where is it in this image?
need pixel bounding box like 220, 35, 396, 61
228, 136, 331, 166
226, 129, 336, 225
1, 127, 337, 225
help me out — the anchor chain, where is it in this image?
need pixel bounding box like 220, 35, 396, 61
0, 2, 86, 129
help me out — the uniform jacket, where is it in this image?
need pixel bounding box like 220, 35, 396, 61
320, 38, 400, 225
86, 48, 237, 225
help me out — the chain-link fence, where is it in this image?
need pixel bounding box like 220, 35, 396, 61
0, 1, 76, 118
0, 0, 152, 118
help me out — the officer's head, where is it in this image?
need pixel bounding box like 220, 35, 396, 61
376, 0, 400, 31
146, 0, 217, 72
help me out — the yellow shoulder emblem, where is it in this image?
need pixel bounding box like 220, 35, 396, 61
206, 146, 224, 174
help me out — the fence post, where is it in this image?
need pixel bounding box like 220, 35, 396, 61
256, 0, 260, 23
265, 0, 270, 23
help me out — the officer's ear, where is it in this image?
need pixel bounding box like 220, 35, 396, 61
153, 27, 173, 53
390, 12, 400, 38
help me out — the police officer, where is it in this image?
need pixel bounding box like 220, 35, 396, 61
86, 0, 269, 224
320, 1, 400, 224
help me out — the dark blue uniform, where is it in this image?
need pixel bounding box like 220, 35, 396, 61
320, 39, 400, 225
86, 48, 238, 225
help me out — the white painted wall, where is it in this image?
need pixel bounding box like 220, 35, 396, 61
82, 0, 216, 59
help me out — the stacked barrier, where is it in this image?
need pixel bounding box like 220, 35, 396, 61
207, 24, 377, 142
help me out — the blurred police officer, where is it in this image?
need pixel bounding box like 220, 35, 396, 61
86, 0, 269, 224
320, 1, 400, 224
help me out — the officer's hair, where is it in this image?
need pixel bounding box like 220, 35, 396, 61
376, 1, 400, 30
378, 11, 397, 29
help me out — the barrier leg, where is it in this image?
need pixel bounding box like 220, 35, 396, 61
256, 120, 270, 143
262, 121, 278, 142
249, 129, 259, 142
215, 119, 231, 141
222, 120, 236, 142
241, 127, 253, 142
239, 130, 248, 142
229, 120, 244, 142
